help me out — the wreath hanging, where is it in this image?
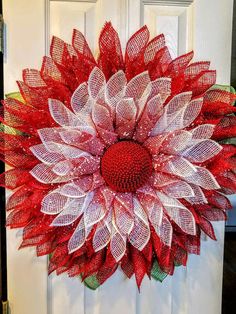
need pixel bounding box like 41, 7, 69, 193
1, 22, 236, 290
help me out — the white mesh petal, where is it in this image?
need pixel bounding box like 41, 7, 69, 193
52, 160, 72, 176
181, 98, 203, 129
71, 82, 89, 114
125, 73, 150, 98
151, 92, 192, 135
110, 223, 127, 262
78, 98, 95, 126
148, 201, 163, 229
182, 139, 222, 163
84, 193, 106, 228
93, 219, 112, 252
165, 206, 196, 235
161, 130, 192, 154
88, 67, 106, 100
58, 182, 88, 198
50, 197, 86, 226
30, 163, 75, 184
45, 142, 90, 159
165, 92, 193, 114
128, 217, 150, 251
137, 186, 163, 229
49, 99, 84, 127
68, 216, 86, 253
59, 129, 105, 156
114, 194, 134, 235
95, 126, 118, 146
73, 156, 100, 176
143, 134, 168, 155
153, 172, 178, 188
191, 124, 215, 140
125, 71, 151, 119
156, 191, 186, 209
30, 143, 64, 165
128, 198, 150, 250
149, 77, 171, 103
38, 127, 65, 148
161, 181, 195, 198
186, 184, 207, 204
116, 98, 137, 139
184, 166, 220, 190
154, 214, 173, 247
100, 186, 116, 209
41, 191, 68, 215
134, 94, 163, 143
92, 103, 113, 131
163, 98, 202, 133
105, 70, 127, 110
146, 94, 163, 117
116, 98, 137, 121
163, 156, 197, 178
156, 192, 196, 235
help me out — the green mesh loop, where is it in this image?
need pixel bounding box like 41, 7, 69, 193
1, 92, 25, 135
211, 84, 235, 94
83, 275, 100, 290
6, 92, 25, 102
211, 85, 236, 145
151, 260, 168, 283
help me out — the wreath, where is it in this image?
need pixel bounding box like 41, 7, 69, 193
1, 22, 236, 290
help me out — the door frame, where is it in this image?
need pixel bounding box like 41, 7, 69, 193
0, 0, 8, 312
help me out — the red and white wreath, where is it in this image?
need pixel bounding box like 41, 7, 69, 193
1, 22, 236, 289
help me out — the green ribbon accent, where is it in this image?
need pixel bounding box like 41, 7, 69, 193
211, 84, 235, 95
211, 84, 236, 145
1, 92, 25, 135
151, 260, 168, 283
5, 91, 25, 102
83, 275, 100, 290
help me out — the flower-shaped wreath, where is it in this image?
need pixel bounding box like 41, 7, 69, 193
1, 23, 236, 290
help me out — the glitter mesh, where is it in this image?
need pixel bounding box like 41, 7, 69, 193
1, 22, 235, 290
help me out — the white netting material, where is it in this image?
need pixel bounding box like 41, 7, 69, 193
156, 192, 196, 235
29, 69, 223, 261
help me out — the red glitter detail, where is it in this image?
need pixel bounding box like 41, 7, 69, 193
101, 141, 152, 192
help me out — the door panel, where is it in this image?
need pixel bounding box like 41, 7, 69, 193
3, 1, 233, 313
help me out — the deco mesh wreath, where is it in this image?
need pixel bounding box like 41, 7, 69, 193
1, 22, 236, 290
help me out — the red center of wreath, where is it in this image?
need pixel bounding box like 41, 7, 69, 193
101, 141, 152, 192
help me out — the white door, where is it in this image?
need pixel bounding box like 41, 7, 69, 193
3, 0, 233, 313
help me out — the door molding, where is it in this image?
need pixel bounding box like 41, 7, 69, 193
45, 0, 98, 54
141, 0, 193, 6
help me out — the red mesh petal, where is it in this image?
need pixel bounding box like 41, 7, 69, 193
97, 22, 124, 79
41, 56, 66, 84
125, 25, 149, 80
198, 216, 216, 240
6, 209, 32, 228
166, 51, 194, 76
144, 34, 165, 64
184, 61, 210, 80
204, 89, 236, 104
72, 29, 95, 61
121, 246, 134, 278
213, 116, 236, 140
131, 246, 148, 290
22, 69, 47, 88
184, 70, 216, 96
50, 36, 65, 65
0, 169, 32, 189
